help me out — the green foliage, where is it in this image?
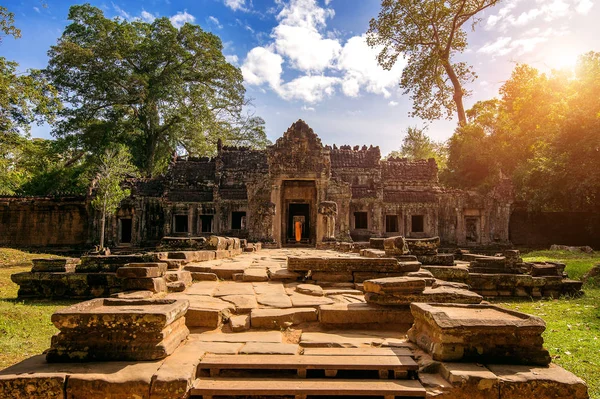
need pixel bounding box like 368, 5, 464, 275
367, 0, 499, 124
0, 6, 21, 43
90, 145, 137, 215
0, 135, 89, 196
46, 4, 267, 176
444, 52, 600, 210
387, 126, 447, 169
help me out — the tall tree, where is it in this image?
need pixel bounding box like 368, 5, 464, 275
367, 0, 499, 125
46, 4, 267, 176
90, 145, 137, 249
0, 6, 62, 195
387, 126, 447, 168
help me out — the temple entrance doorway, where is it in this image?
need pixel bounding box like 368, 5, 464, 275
281, 180, 317, 246
287, 203, 310, 244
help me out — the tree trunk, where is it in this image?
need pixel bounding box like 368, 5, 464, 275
442, 60, 467, 126
99, 196, 107, 249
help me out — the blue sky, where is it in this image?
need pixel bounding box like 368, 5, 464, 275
2, 0, 598, 155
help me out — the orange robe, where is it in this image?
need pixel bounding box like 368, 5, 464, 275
295, 221, 302, 242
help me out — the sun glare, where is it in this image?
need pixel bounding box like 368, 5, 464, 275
544, 47, 580, 71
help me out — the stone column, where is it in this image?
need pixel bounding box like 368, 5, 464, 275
318, 201, 338, 241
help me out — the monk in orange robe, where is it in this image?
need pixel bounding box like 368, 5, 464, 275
295, 220, 302, 242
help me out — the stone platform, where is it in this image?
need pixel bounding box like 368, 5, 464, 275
0, 248, 590, 399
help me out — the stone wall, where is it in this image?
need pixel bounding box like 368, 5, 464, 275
510, 210, 600, 249
0, 197, 90, 248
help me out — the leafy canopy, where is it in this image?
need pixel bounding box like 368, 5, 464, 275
368, 0, 499, 125
90, 144, 137, 216
387, 126, 447, 169
46, 4, 267, 176
444, 52, 600, 211
0, 6, 63, 195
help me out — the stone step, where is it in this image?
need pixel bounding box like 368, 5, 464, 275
250, 307, 318, 329
191, 378, 426, 398
197, 354, 418, 379
192, 377, 425, 398
288, 257, 400, 273
302, 347, 413, 357
319, 303, 413, 325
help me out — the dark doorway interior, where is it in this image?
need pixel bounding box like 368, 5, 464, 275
287, 203, 310, 243
200, 215, 214, 233
174, 215, 189, 233
120, 218, 132, 244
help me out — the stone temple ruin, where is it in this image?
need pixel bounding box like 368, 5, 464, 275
0, 120, 589, 398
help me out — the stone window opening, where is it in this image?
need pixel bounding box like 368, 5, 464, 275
173, 214, 189, 233
411, 215, 425, 233
386, 215, 399, 233
354, 211, 368, 229
200, 215, 214, 233
231, 211, 247, 230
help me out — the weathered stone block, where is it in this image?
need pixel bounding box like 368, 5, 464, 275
417, 253, 455, 266
77, 254, 156, 273
408, 303, 551, 366
490, 364, 589, 399
363, 277, 426, 295
47, 298, 189, 362
250, 307, 318, 328
421, 266, 470, 282
406, 236, 440, 255
319, 303, 413, 325
353, 272, 405, 283
383, 236, 409, 256
116, 266, 166, 278
369, 237, 385, 249
366, 287, 482, 306
31, 258, 78, 273
287, 256, 400, 273
122, 277, 167, 293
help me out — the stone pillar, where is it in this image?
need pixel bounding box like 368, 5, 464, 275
318, 201, 338, 241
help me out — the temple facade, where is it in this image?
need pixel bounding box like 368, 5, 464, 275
105, 120, 513, 248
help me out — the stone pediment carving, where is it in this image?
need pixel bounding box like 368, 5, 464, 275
268, 120, 330, 178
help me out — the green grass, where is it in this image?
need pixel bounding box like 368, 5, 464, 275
521, 249, 600, 280
0, 250, 76, 369
490, 249, 600, 399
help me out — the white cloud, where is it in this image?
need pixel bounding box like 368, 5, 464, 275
272, 0, 341, 72
33, 6, 40, 13
478, 36, 514, 56
478, 27, 569, 57
301, 105, 316, 111
240, 0, 405, 103
208, 16, 223, 29
241, 47, 284, 88
224, 0, 248, 12
485, 0, 582, 31
112, 3, 132, 20
277, 75, 340, 103
273, 24, 341, 72
140, 10, 156, 22
226, 54, 239, 65
337, 35, 405, 98
170, 11, 195, 28
388, 101, 399, 107
575, 0, 593, 14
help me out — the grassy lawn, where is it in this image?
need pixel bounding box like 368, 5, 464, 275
0, 250, 76, 369
0, 248, 598, 398
492, 249, 600, 399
